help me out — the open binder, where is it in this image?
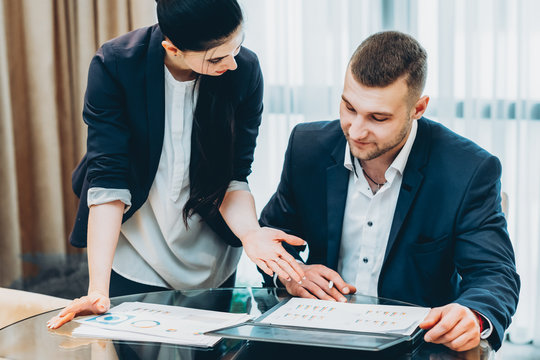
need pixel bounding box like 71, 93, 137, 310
206, 297, 427, 352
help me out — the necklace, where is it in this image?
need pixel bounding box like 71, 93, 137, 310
349, 152, 387, 192
361, 168, 387, 191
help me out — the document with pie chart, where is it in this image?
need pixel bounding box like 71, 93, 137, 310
72, 302, 251, 347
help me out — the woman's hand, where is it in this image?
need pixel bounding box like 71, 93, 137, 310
218, 190, 306, 282
241, 227, 306, 283
46, 291, 110, 329
47, 200, 121, 330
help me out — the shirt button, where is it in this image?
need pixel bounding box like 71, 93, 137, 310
367, 221, 373, 227
363, 257, 369, 263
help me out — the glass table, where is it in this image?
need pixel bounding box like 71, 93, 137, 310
0, 287, 494, 359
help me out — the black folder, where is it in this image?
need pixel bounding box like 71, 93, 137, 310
206, 298, 425, 352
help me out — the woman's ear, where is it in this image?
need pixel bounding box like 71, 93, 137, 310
161, 39, 181, 57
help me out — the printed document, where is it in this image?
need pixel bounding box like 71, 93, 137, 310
72, 302, 251, 347
260, 298, 430, 336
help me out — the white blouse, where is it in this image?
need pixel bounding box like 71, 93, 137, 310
88, 65, 245, 289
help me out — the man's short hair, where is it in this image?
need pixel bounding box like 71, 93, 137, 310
349, 31, 427, 99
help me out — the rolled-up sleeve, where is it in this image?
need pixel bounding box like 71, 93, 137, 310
226, 180, 250, 193
88, 187, 132, 213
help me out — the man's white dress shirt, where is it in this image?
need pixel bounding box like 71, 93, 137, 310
338, 119, 418, 296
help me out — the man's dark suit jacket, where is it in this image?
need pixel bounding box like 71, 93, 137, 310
70, 25, 263, 248
259, 117, 520, 350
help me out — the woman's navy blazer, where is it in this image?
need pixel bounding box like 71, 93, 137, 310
70, 24, 263, 248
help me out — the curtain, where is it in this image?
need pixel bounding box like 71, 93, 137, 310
238, 0, 540, 343
0, 0, 156, 288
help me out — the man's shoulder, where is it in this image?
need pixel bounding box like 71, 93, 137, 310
420, 117, 495, 164
288, 120, 344, 150
283, 120, 345, 165
295, 119, 340, 130
293, 119, 342, 140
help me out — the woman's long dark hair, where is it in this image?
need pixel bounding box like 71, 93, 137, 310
156, 0, 243, 225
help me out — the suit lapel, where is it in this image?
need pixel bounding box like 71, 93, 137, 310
326, 135, 349, 270
146, 26, 166, 181
382, 118, 431, 264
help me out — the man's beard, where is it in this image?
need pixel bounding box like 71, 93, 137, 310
349, 116, 412, 161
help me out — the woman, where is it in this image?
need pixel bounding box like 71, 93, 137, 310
47, 0, 304, 329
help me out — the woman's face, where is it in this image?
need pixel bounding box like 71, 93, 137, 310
164, 26, 245, 76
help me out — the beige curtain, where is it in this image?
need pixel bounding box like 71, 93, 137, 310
0, 0, 156, 287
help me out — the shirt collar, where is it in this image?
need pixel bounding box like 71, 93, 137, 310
343, 119, 418, 180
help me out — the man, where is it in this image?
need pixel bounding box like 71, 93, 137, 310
259, 31, 519, 352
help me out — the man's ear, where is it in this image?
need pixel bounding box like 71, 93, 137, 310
411, 95, 430, 120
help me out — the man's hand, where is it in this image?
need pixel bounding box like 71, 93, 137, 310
241, 227, 306, 283
419, 303, 481, 352
47, 291, 110, 329
281, 264, 356, 302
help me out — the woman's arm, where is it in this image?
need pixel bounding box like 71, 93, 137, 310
220, 190, 305, 283
219, 51, 305, 282
47, 201, 124, 329
86, 200, 124, 296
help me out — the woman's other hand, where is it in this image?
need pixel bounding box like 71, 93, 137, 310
241, 227, 306, 283
46, 291, 110, 329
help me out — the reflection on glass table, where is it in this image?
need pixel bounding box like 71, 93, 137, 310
0, 288, 494, 360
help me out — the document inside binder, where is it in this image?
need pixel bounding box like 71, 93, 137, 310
206, 298, 426, 352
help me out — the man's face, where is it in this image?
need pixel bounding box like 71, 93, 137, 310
340, 68, 423, 162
